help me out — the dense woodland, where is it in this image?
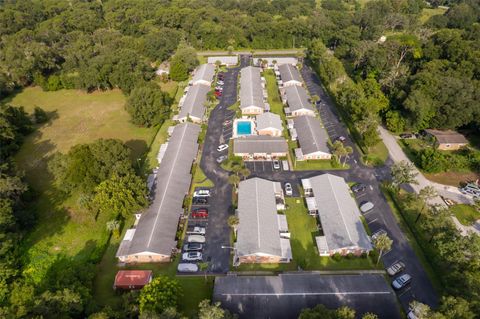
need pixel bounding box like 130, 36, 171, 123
1, 0, 480, 318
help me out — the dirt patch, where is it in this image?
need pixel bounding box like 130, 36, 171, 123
424, 172, 480, 187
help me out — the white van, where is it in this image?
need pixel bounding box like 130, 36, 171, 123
187, 235, 206, 243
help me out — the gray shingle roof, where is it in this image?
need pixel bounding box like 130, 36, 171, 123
192, 64, 215, 85
285, 85, 314, 113
240, 66, 264, 110
234, 136, 288, 154
293, 116, 330, 155
178, 84, 209, 120
207, 56, 238, 65
278, 64, 302, 84
425, 129, 468, 144
126, 123, 201, 256
305, 174, 372, 252
256, 112, 283, 132
237, 178, 283, 257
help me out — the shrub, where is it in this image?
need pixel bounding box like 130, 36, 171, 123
33, 106, 48, 124
332, 253, 342, 261
346, 253, 355, 259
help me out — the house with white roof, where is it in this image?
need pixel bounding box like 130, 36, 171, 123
301, 174, 372, 256
207, 56, 238, 66
253, 57, 298, 68
256, 112, 283, 137
235, 177, 291, 264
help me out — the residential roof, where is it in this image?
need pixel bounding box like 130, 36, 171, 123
192, 64, 215, 85
124, 123, 201, 256
177, 84, 209, 120
237, 178, 284, 257
207, 56, 238, 65
234, 136, 288, 154
256, 112, 283, 132
114, 270, 152, 288
293, 116, 330, 155
285, 85, 314, 113
253, 57, 298, 66
304, 174, 372, 252
425, 129, 468, 145
240, 66, 264, 110
278, 64, 302, 84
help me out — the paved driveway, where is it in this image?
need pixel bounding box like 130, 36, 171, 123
214, 273, 401, 319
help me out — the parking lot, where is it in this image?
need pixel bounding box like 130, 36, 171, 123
244, 160, 289, 174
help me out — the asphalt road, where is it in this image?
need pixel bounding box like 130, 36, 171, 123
214, 273, 402, 319
199, 55, 250, 274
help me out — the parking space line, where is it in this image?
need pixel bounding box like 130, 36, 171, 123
398, 287, 412, 297
367, 218, 378, 224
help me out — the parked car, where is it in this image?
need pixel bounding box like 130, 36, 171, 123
215, 87, 223, 92
191, 208, 208, 218
193, 189, 210, 197
359, 201, 374, 213
183, 242, 203, 252
337, 136, 346, 142
223, 120, 232, 126
217, 80, 224, 85
407, 311, 418, 319
192, 197, 208, 205
351, 183, 367, 193
186, 226, 206, 236
282, 160, 289, 171
214, 91, 222, 97
217, 73, 224, 79
387, 261, 405, 276
187, 234, 206, 243
284, 183, 293, 196
391, 274, 412, 290
400, 133, 414, 139
177, 263, 199, 273
217, 144, 229, 152
182, 251, 203, 261
273, 160, 280, 170
216, 155, 228, 163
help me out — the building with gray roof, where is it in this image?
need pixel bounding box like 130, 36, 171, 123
293, 115, 331, 160
207, 56, 238, 66
235, 177, 291, 264
192, 63, 215, 86
234, 136, 288, 160
256, 112, 283, 137
278, 64, 303, 87
302, 174, 372, 256
240, 66, 264, 115
116, 123, 201, 263
253, 57, 298, 68
284, 85, 315, 117
177, 84, 209, 123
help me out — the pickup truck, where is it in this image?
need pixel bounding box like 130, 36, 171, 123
186, 226, 206, 236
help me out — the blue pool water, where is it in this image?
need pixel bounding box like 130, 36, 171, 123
237, 121, 252, 135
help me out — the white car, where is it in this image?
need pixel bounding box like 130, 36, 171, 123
193, 189, 210, 197
284, 183, 293, 196
177, 263, 199, 272
359, 201, 374, 213
217, 144, 229, 152
182, 251, 203, 261
217, 80, 224, 85
386, 261, 405, 276
187, 235, 206, 243
273, 160, 280, 170
186, 226, 206, 236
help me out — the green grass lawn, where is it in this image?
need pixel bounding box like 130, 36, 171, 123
264, 69, 286, 121
285, 198, 380, 270
364, 141, 389, 167
293, 159, 347, 171
192, 163, 214, 188
420, 7, 447, 24
451, 204, 480, 226
6, 88, 157, 282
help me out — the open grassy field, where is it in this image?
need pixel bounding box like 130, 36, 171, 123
6, 88, 157, 277
451, 204, 480, 226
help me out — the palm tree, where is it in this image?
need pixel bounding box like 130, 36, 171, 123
198, 262, 209, 281
331, 140, 345, 164
416, 186, 437, 223
373, 233, 392, 265
228, 215, 239, 237
239, 167, 251, 180
408, 301, 431, 319
106, 219, 120, 239
310, 94, 320, 105
342, 145, 353, 167
228, 174, 240, 192
391, 160, 418, 189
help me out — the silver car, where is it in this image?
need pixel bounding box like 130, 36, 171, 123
387, 261, 405, 276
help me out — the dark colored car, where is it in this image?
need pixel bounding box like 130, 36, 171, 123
400, 133, 414, 139
183, 243, 203, 252
351, 183, 367, 193
193, 197, 208, 205
191, 208, 208, 218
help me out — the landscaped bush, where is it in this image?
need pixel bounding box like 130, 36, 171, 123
368, 250, 379, 262
332, 253, 342, 261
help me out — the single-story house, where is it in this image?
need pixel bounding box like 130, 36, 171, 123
256, 112, 283, 137
177, 84, 209, 123
192, 64, 216, 86
424, 129, 469, 150
116, 123, 201, 263
253, 57, 298, 68
302, 174, 372, 256
207, 55, 238, 66
113, 270, 153, 290
240, 66, 265, 115
233, 136, 288, 160
278, 64, 303, 87
284, 85, 315, 117
235, 177, 291, 264
293, 116, 331, 160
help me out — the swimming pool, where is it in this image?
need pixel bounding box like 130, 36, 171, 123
236, 121, 252, 135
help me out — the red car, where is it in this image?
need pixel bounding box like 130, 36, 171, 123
191, 208, 208, 218
215, 91, 222, 97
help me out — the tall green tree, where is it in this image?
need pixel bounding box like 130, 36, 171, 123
139, 276, 182, 315
126, 83, 172, 127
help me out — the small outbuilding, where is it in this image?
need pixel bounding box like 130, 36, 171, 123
113, 270, 153, 290
424, 129, 468, 150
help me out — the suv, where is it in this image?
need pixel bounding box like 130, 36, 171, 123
387, 261, 405, 276
392, 274, 412, 290
183, 242, 203, 251
284, 183, 293, 196
191, 208, 208, 218
351, 183, 366, 193
193, 189, 210, 197
182, 251, 202, 261
217, 144, 229, 152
